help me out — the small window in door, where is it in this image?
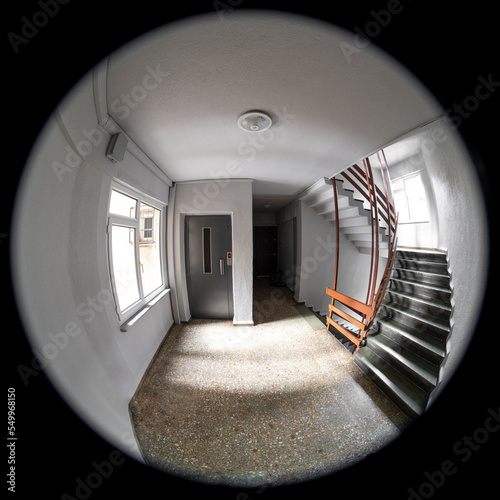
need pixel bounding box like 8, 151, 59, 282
202, 227, 212, 274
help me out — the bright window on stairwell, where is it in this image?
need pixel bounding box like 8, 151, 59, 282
107, 183, 166, 321
391, 172, 430, 224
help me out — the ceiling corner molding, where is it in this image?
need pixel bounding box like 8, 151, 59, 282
92, 57, 173, 187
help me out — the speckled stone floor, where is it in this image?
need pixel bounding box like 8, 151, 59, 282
129, 279, 411, 487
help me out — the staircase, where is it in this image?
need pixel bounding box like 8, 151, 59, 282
298, 177, 391, 257
353, 248, 452, 419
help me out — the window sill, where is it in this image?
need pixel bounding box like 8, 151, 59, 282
397, 220, 429, 225
120, 288, 170, 332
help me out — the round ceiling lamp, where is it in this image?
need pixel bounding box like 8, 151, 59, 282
237, 111, 272, 132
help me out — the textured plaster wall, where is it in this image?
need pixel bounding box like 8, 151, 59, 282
383, 120, 489, 407
419, 120, 489, 407
11, 72, 174, 462
170, 179, 254, 325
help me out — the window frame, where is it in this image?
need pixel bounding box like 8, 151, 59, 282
107, 181, 167, 324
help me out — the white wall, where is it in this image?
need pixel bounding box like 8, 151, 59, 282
297, 203, 377, 316
383, 120, 489, 407
11, 71, 174, 461
169, 179, 254, 325
275, 199, 380, 317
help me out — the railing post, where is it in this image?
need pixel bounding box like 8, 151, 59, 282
332, 178, 339, 292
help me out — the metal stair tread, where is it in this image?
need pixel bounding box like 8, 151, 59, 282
396, 249, 448, 262
382, 302, 450, 332
389, 276, 451, 295
396, 257, 448, 269
385, 289, 452, 312
393, 267, 450, 280
368, 334, 438, 387
355, 348, 426, 418
374, 317, 446, 359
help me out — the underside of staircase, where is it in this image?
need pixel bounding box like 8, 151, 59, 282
349, 248, 452, 419
299, 176, 392, 257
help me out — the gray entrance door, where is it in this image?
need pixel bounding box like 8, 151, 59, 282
186, 215, 233, 319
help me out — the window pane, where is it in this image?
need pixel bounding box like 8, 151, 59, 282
111, 225, 140, 311
202, 227, 211, 274
110, 190, 137, 218
405, 175, 429, 221
139, 202, 155, 243
391, 178, 404, 192
393, 188, 410, 222
139, 206, 163, 296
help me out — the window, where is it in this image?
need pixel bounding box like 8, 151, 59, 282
202, 227, 212, 274
107, 184, 165, 321
139, 203, 156, 243
391, 172, 430, 224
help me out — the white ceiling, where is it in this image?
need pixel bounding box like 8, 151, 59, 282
106, 10, 442, 211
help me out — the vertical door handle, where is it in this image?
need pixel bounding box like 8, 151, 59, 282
220, 259, 224, 276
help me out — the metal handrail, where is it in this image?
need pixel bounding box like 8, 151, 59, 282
326, 151, 398, 353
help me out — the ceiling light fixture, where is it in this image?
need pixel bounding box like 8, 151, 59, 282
238, 111, 272, 132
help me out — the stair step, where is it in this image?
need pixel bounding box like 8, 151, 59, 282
396, 249, 448, 264
352, 239, 389, 249
339, 215, 370, 228
380, 303, 450, 340
326, 206, 361, 219
346, 231, 388, 242
372, 317, 446, 364
307, 188, 337, 207
395, 258, 449, 275
367, 334, 438, 391
392, 268, 450, 288
336, 196, 354, 210
389, 277, 452, 303
298, 177, 333, 203
354, 348, 426, 419
328, 321, 357, 352
343, 225, 387, 235
384, 290, 451, 321
359, 246, 389, 257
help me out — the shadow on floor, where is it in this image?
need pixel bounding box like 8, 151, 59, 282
129, 278, 411, 487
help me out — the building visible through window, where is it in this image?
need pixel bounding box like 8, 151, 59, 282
140, 203, 155, 244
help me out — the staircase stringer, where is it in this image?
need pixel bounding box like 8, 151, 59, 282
424, 249, 454, 412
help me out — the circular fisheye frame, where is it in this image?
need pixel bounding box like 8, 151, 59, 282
11, 10, 488, 489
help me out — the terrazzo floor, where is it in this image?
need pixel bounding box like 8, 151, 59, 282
129, 279, 411, 487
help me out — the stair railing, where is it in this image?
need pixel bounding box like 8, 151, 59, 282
326, 151, 399, 353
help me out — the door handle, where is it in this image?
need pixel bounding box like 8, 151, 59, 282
220, 258, 224, 276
